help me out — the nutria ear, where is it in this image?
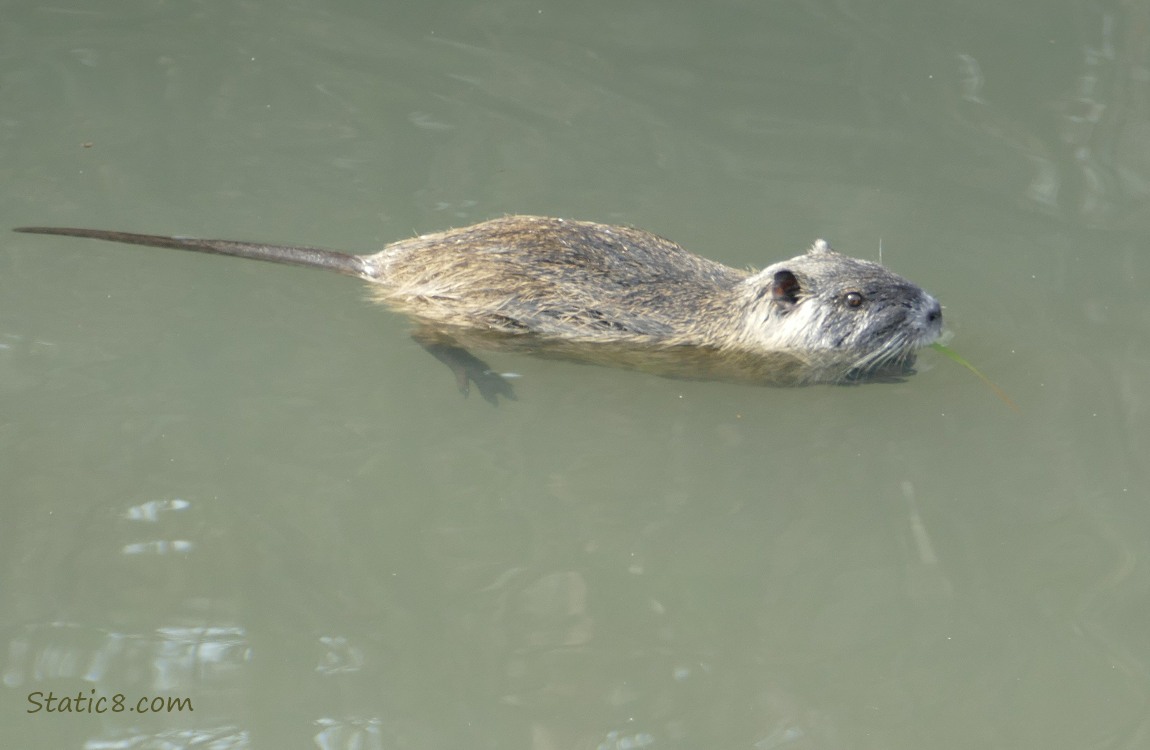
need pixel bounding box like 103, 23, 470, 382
771, 270, 801, 307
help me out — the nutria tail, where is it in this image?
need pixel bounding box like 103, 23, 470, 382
14, 226, 372, 279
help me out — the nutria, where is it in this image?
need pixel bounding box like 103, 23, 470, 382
14, 216, 942, 403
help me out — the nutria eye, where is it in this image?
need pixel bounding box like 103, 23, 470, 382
845, 292, 864, 307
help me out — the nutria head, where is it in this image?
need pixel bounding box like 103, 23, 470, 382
738, 240, 942, 377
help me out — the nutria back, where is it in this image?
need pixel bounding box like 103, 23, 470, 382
370, 217, 746, 342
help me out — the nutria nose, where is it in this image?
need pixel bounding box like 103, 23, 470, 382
926, 299, 942, 325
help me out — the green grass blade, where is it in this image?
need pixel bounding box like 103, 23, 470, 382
930, 343, 1019, 412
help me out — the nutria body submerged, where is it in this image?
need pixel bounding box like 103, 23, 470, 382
15, 216, 942, 402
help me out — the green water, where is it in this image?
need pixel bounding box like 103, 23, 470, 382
2, 1, 1148, 748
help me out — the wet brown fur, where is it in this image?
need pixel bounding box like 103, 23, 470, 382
369, 217, 749, 346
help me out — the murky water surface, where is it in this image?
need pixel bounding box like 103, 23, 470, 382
2, 2, 1147, 748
